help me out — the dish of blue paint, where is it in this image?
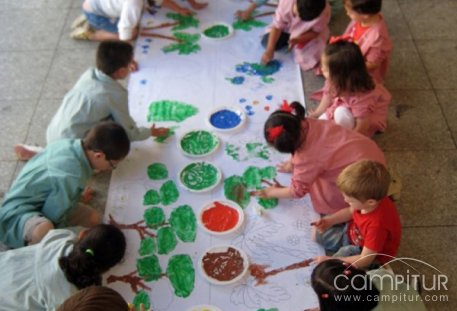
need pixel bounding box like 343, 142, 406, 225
207, 106, 246, 132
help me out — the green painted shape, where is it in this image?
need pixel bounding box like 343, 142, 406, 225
148, 100, 198, 123
139, 237, 156, 256
246, 142, 270, 160
232, 18, 267, 31
144, 207, 166, 229
147, 162, 168, 180
203, 24, 230, 38
225, 143, 240, 161
154, 125, 178, 143
165, 12, 199, 30
160, 180, 180, 205
224, 175, 250, 208
260, 166, 276, 179
258, 197, 278, 209
257, 309, 279, 311
169, 205, 196, 242
180, 130, 218, 156
162, 32, 201, 55
157, 226, 177, 254
133, 291, 151, 311
261, 76, 274, 83
243, 166, 262, 189
143, 189, 161, 205
137, 255, 162, 282
167, 254, 195, 298
180, 162, 219, 191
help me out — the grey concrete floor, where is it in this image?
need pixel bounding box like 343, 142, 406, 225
0, 0, 456, 309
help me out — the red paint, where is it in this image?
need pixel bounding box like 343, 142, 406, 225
264, 106, 270, 111
202, 201, 239, 232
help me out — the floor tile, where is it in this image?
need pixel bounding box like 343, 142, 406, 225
0, 9, 67, 51
383, 0, 412, 40
0, 0, 71, 9
0, 100, 37, 160
384, 151, 457, 227
436, 90, 457, 145
58, 8, 99, 50
399, 0, 457, 40
416, 40, 457, 90
25, 99, 62, 147
0, 161, 17, 201
0, 50, 53, 100
375, 90, 454, 151
384, 40, 431, 90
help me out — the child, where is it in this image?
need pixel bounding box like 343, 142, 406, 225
338, 0, 392, 83
311, 259, 426, 311
71, 0, 208, 41
0, 224, 126, 311
261, 0, 331, 71
15, 40, 167, 160
235, 0, 278, 21
251, 101, 385, 216
313, 160, 401, 269
57, 286, 129, 311
0, 122, 130, 248
308, 41, 391, 137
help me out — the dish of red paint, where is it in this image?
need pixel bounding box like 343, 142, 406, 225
198, 200, 244, 236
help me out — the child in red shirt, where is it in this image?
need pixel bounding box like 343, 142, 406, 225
313, 160, 401, 269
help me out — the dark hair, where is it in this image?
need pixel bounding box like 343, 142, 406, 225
83, 122, 130, 161
324, 41, 375, 95
297, 0, 326, 21
311, 259, 379, 311
346, 0, 382, 15
59, 224, 126, 289
96, 40, 133, 76
264, 101, 306, 154
57, 286, 129, 311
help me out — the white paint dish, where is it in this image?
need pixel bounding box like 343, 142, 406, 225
198, 200, 245, 236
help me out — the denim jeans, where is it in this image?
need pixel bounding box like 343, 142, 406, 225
83, 10, 118, 33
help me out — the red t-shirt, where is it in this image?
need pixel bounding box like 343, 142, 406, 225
353, 22, 370, 43
347, 197, 401, 264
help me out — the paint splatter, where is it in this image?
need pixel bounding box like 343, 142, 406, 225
236, 60, 282, 77
210, 109, 242, 129
154, 125, 178, 143
162, 32, 201, 55
258, 197, 279, 209
266, 95, 273, 100
160, 180, 179, 205
180, 162, 220, 191
227, 76, 245, 85
203, 24, 230, 38
225, 143, 240, 161
225, 142, 272, 161
261, 76, 275, 83
140, 79, 147, 85
239, 98, 247, 103
148, 100, 198, 122
144, 207, 166, 229
157, 226, 177, 254
252, 100, 259, 105
147, 162, 168, 180
169, 205, 197, 242
166, 254, 195, 298
264, 106, 270, 111
180, 130, 219, 156
232, 18, 267, 31
165, 12, 199, 31
145, 38, 153, 43
139, 237, 156, 256
224, 175, 250, 208
137, 255, 162, 281
133, 291, 151, 311
144, 189, 161, 205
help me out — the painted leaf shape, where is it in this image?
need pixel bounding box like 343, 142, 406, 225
242, 166, 262, 189
133, 290, 151, 310
166, 254, 195, 298
147, 163, 168, 180
144, 189, 161, 205
232, 18, 267, 31
147, 100, 198, 122
258, 197, 278, 209
155, 125, 178, 143
144, 207, 165, 229
160, 180, 179, 205
157, 226, 177, 254
165, 12, 199, 30
139, 237, 156, 256
137, 255, 162, 282
260, 166, 276, 180
169, 205, 196, 242
224, 175, 250, 208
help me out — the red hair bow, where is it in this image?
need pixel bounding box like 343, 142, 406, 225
267, 125, 284, 142
329, 34, 353, 44
280, 100, 293, 113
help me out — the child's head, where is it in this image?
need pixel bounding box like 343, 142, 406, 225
311, 259, 379, 311
344, 0, 382, 21
264, 101, 306, 153
294, 0, 326, 22
83, 122, 130, 171
57, 286, 128, 311
337, 160, 390, 208
59, 224, 126, 289
322, 41, 375, 94
96, 40, 134, 77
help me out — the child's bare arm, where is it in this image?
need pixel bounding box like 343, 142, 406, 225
150, 124, 169, 137
354, 117, 371, 136
338, 246, 377, 269
261, 27, 282, 64
162, 0, 194, 15
235, 3, 258, 21
308, 92, 332, 118
289, 30, 318, 49
312, 207, 352, 233
251, 185, 292, 199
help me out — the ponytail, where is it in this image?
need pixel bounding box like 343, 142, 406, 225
59, 224, 126, 289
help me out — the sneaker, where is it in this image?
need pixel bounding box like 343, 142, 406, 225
70, 24, 93, 40
14, 144, 44, 161
71, 14, 87, 30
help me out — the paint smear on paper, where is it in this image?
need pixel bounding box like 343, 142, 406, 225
133, 291, 151, 311
169, 205, 197, 242
232, 18, 267, 31
148, 100, 198, 122
157, 226, 177, 254
144, 207, 166, 229
160, 180, 179, 205
139, 237, 156, 256
180, 162, 219, 191
147, 162, 168, 180
165, 12, 199, 31
224, 175, 250, 208
227, 76, 245, 85
137, 255, 162, 281
210, 109, 241, 129
162, 32, 201, 55
144, 189, 161, 205
167, 254, 195, 298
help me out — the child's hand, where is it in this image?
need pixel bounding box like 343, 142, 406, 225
235, 9, 251, 21
150, 124, 169, 137
250, 186, 276, 199
313, 255, 332, 264
188, 0, 208, 10
81, 186, 94, 204
261, 50, 274, 65
129, 303, 146, 311
288, 37, 299, 49
129, 59, 139, 72
311, 217, 331, 233
277, 160, 293, 173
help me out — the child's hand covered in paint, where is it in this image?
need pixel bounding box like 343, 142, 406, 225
150, 124, 169, 137
277, 160, 293, 173
261, 49, 274, 65
311, 217, 332, 233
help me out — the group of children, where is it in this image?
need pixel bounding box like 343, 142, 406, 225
0, 0, 425, 310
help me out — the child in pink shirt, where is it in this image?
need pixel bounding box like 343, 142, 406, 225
308, 41, 391, 137
251, 102, 386, 215
261, 0, 331, 71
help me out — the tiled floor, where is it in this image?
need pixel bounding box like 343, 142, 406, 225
0, 0, 455, 309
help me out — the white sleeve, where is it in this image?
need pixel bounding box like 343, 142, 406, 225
118, 0, 143, 40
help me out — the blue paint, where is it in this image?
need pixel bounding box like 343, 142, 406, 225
142, 50, 148, 54
239, 98, 246, 103
266, 95, 273, 100
145, 38, 153, 43
235, 60, 282, 77
227, 76, 245, 85
245, 105, 252, 111
142, 45, 150, 49
140, 79, 147, 85
210, 109, 241, 129
247, 110, 255, 116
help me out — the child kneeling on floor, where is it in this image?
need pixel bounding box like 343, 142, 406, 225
0, 122, 130, 249
313, 160, 401, 269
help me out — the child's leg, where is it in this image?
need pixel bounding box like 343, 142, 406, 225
261, 32, 290, 50
315, 222, 350, 253
23, 216, 54, 245
14, 144, 44, 161
333, 106, 355, 129
68, 203, 101, 227
73, 11, 119, 41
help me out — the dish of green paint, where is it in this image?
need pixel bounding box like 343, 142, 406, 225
201, 22, 234, 40
179, 162, 222, 193
179, 130, 220, 158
